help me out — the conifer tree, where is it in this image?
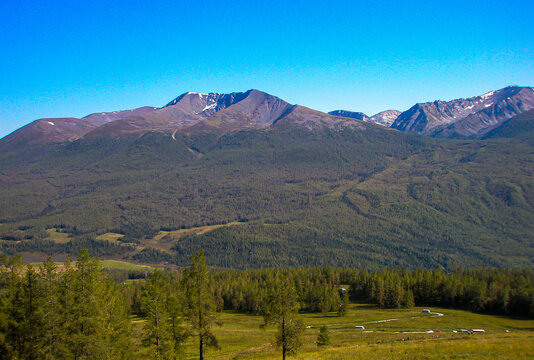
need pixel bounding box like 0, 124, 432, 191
404, 289, 415, 308
338, 288, 348, 316
20, 264, 45, 359
261, 274, 304, 360
142, 269, 175, 359
2, 254, 24, 358
0, 254, 24, 359
39, 257, 61, 359
316, 325, 331, 346
66, 250, 133, 359
182, 250, 219, 360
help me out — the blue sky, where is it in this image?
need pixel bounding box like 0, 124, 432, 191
1, 0, 533, 138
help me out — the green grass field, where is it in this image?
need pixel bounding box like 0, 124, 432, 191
45, 228, 71, 243
95, 232, 125, 243
141, 221, 245, 251
29, 259, 153, 272
132, 304, 534, 359
100, 259, 153, 271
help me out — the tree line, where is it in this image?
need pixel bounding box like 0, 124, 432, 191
351, 268, 534, 316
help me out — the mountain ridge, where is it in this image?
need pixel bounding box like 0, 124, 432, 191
391, 85, 534, 138
2, 85, 534, 150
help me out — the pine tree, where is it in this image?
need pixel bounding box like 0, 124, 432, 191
40, 257, 61, 359
0, 254, 24, 359
404, 289, 415, 308
338, 288, 348, 316
2, 254, 24, 358
167, 291, 187, 357
182, 250, 220, 360
64, 250, 133, 359
261, 274, 304, 360
142, 270, 175, 359
20, 264, 45, 359
316, 325, 331, 346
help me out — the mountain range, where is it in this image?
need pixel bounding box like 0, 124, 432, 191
330, 85, 534, 137
1, 90, 366, 149
2, 86, 533, 150
0, 86, 533, 269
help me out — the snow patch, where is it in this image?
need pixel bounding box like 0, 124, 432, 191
47, 121, 55, 126
202, 103, 217, 112
481, 91, 495, 100
187, 92, 208, 98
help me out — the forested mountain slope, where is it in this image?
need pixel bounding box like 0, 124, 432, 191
1, 109, 533, 269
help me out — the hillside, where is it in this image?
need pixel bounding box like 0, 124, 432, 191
1, 90, 534, 269
1, 106, 534, 268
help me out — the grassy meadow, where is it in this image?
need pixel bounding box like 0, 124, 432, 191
132, 304, 534, 359
29, 259, 153, 272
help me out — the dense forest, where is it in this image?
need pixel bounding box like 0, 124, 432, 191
1, 118, 534, 269
1, 250, 533, 359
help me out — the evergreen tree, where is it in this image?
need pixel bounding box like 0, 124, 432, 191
182, 250, 219, 360
2, 254, 24, 358
142, 270, 175, 359
167, 290, 187, 357
338, 288, 348, 317
404, 289, 415, 308
316, 325, 331, 346
141, 269, 186, 359
261, 274, 304, 360
39, 257, 61, 359
0, 254, 24, 359
20, 264, 45, 359
66, 250, 133, 359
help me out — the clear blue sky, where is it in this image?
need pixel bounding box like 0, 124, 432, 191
1, 0, 533, 138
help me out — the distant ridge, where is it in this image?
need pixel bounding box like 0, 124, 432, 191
391, 85, 534, 138
328, 109, 400, 127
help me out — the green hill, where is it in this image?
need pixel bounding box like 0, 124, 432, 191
1, 117, 533, 269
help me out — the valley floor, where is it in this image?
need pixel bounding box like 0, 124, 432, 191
132, 304, 534, 359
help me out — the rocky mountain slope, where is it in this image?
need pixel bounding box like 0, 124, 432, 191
369, 110, 401, 126
0, 106, 158, 150
328, 110, 400, 126
3, 86, 533, 149
2, 90, 369, 149
391, 86, 534, 138
328, 110, 369, 121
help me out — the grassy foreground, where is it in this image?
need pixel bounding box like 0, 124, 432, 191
132, 304, 534, 359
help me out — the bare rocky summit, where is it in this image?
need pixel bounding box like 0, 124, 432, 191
369, 110, 401, 127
